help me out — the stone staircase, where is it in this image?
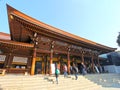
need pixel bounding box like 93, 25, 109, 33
0, 74, 102, 90
47, 75, 102, 90
84, 73, 120, 88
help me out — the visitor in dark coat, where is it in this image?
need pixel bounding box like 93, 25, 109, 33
72, 63, 78, 80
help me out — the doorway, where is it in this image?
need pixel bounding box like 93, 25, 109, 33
35, 61, 42, 74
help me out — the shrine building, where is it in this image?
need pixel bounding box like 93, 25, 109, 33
0, 5, 116, 75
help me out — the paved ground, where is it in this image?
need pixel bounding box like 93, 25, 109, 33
99, 87, 120, 90
84, 73, 120, 90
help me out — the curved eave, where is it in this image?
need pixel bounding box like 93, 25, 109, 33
11, 13, 116, 52
7, 5, 116, 53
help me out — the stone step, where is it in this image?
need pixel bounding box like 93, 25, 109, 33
0, 79, 97, 87
1, 82, 100, 89
47, 83, 101, 90
0, 75, 102, 90
2, 82, 101, 90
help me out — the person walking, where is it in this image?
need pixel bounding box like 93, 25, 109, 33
72, 63, 78, 80
70, 65, 73, 74
55, 67, 60, 84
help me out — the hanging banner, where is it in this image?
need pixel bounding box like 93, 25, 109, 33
51, 64, 55, 74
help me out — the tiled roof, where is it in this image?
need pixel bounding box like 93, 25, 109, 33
0, 39, 33, 48
7, 5, 116, 52
0, 32, 11, 40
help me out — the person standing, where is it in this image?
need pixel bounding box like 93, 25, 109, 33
81, 62, 87, 75
63, 64, 68, 78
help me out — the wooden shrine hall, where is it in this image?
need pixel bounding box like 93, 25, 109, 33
0, 5, 116, 75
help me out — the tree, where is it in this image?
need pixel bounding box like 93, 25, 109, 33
117, 32, 120, 47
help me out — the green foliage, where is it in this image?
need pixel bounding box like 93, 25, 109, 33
117, 32, 120, 47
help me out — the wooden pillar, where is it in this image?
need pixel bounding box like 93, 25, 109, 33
26, 56, 32, 73
3, 54, 10, 68
91, 55, 95, 73
4, 53, 13, 73
30, 48, 36, 75
42, 56, 45, 74
30, 32, 38, 75
67, 51, 70, 74
59, 56, 63, 74
58, 56, 61, 70
49, 49, 53, 75
49, 41, 55, 75
4, 49, 14, 69
58, 58, 61, 68
81, 53, 84, 64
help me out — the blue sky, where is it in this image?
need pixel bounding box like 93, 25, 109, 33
0, 0, 120, 50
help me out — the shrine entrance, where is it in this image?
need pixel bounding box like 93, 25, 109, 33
35, 61, 42, 74
0, 5, 115, 75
